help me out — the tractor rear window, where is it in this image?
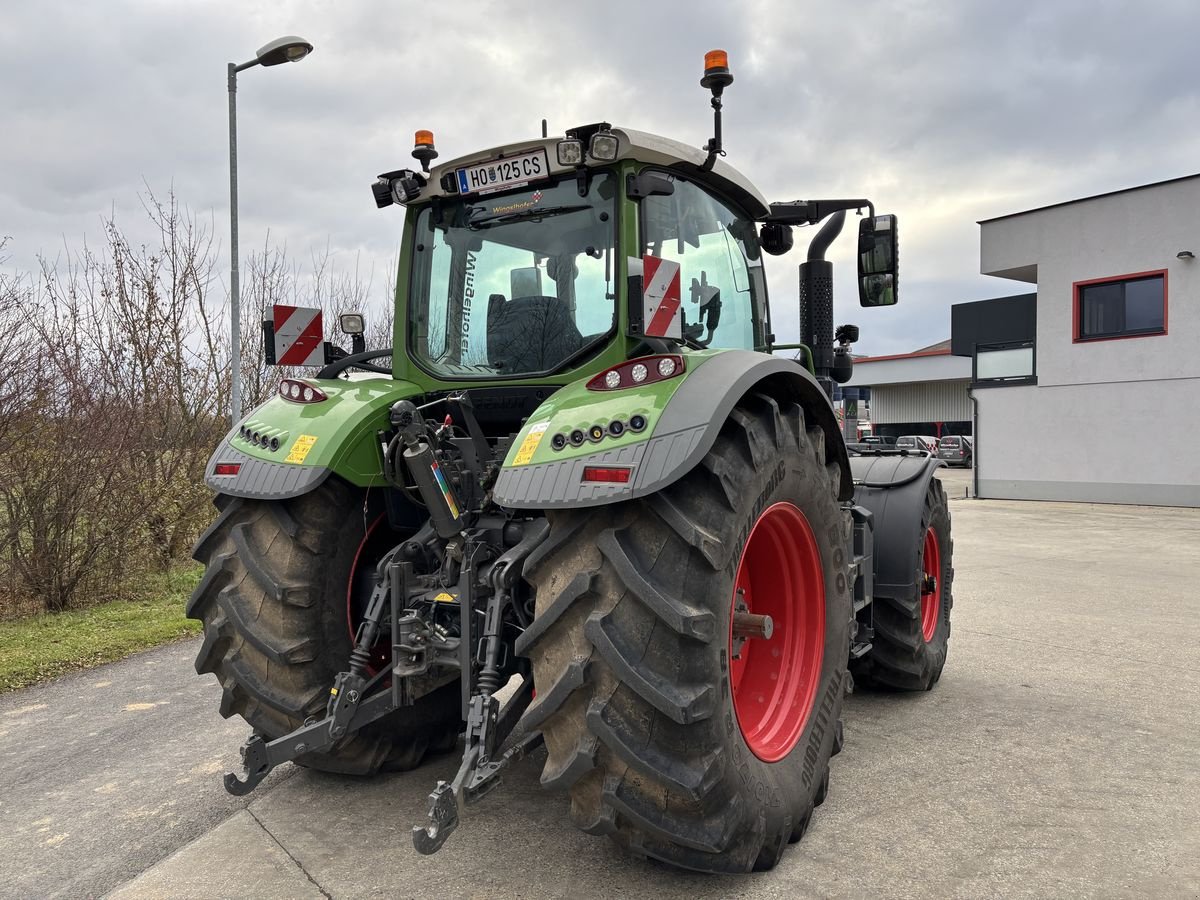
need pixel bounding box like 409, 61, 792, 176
408, 173, 617, 378
640, 173, 767, 350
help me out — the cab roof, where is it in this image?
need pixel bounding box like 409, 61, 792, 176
415, 126, 771, 220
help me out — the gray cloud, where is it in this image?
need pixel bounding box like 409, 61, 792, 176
2, 0, 1195, 355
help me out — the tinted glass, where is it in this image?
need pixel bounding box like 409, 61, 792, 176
941, 437, 960, 448
641, 175, 767, 350
408, 173, 616, 378
1078, 275, 1164, 339
1125, 278, 1166, 332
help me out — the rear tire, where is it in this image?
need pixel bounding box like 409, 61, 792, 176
187, 478, 462, 775
518, 394, 851, 872
850, 477, 953, 691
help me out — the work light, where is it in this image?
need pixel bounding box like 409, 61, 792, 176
557, 139, 584, 166
589, 132, 619, 161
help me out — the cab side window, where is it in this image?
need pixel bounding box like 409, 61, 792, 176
640, 174, 765, 350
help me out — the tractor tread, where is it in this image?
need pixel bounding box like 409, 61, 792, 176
587, 699, 724, 801
522, 395, 850, 873
188, 480, 462, 776
584, 611, 713, 725
596, 528, 714, 641
520, 658, 589, 732
851, 475, 954, 691
539, 734, 599, 791
216, 584, 318, 665
513, 571, 596, 658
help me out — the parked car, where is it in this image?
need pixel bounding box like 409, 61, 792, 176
937, 435, 974, 467
860, 435, 896, 446
896, 435, 938, 453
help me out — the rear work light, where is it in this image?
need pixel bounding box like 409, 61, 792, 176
582, 466, 632, 484
279, 379, 328, 403
586, 355, 686, 391
214, 463, 241, 476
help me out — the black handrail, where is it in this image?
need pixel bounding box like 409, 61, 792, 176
316, 348, 393, 379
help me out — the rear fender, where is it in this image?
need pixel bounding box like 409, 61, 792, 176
493, 349, 852, 509
850, 455, 941, 601
204, 378, 421, 499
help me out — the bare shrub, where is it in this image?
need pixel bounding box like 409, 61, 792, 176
0, 191, 389, 616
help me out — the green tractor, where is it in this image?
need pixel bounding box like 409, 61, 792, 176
189, 50, 953, 873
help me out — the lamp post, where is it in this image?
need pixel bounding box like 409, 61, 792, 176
228, 35, 313, 422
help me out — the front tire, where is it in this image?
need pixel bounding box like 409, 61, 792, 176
187, 479, 462, 775
850, 476, 953, 691
518, 394, 851, 872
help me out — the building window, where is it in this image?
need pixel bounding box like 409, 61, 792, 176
973, 340, 1035, 386
1074, 271, 1166, 342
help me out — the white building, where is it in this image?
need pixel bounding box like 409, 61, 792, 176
845, 341, 972, 439
962, 174, 1200, 506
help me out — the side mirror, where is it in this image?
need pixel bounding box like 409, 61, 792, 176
857, 214, 898, 307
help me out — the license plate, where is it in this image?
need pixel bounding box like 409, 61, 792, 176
456, 148, 549, 196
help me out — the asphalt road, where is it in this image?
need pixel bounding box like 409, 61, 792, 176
4, 467, 1200, 898
0, 639, 295, 900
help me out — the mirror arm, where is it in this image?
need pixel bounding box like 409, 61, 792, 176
766, 199, 874, 226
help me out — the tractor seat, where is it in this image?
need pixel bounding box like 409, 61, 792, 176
487, 294, 583, 374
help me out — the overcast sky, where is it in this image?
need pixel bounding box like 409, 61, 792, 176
2, 0, 1196, 355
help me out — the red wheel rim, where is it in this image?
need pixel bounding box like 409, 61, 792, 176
346, 513, 391, 675
729, 502, 825, 763
920, 526, 941, 642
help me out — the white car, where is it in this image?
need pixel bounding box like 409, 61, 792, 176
895, 435, 938, 453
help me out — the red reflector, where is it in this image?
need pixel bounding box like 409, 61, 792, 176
214, 463, 241, 476
581, 466, 632, 484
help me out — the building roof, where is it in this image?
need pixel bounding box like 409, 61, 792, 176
845, 346, 969, 388
912, 338, 952, 354
977, 173, 1200, 225
855, 342, 951, 364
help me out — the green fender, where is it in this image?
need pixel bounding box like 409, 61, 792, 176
202, 377, 420, 499
493, 349, 852, 509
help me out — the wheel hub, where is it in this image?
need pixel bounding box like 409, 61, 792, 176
729, 501, 825, 763
920, 526, 941, 642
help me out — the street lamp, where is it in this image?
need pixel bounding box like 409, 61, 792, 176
227, 35, 314, 422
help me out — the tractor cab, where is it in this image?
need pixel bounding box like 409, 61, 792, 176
372, 99, 897, 410
375, 124, 776, 394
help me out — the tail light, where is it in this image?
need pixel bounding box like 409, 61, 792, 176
586, 355, 685, 391
582, 466, 632, 484
279, 379, 328, 403
214, 463, 241, 476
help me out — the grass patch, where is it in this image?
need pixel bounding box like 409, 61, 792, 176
0, 566, 202, 693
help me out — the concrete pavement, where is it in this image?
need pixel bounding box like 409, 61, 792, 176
5, 470, 1200, 898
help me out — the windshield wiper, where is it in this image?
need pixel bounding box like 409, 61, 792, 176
468, 204, 591, 229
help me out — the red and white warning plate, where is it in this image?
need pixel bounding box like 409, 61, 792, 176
272, 305, 325, 367
642, 255, 682, 339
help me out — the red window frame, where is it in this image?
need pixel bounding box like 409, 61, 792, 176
1072, 269, 1168, 343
